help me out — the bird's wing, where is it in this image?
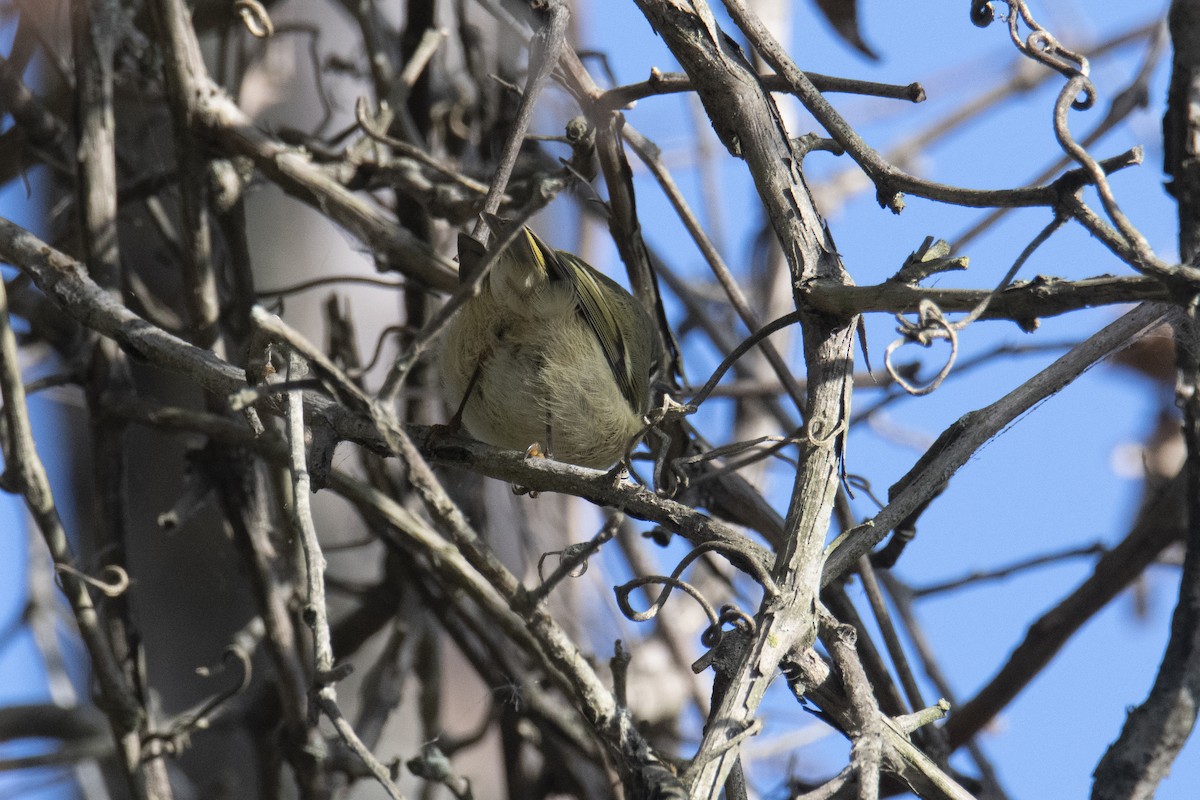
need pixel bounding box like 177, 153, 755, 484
552, 246, 641, 413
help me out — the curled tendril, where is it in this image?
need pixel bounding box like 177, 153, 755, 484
615, 528, 778, 658
614, 539, 773, 644
804, 415, 844, 448
674, 540, 779, 596
56, 563, 129, 597
615, 540, 756, 621
699, 604, 757, 647
538, 541, 594, 583
1025, 29, 1053, 51
615, 576, 756, 653
883, 300, 958, 397
235, 0, 274, 38
1057, 68, 1096, 115
884, 211, 1063, 398
144, 646, 253, 757
990, 1, 1095, 111
1051, 77, 1155, 267
529, 515, 622, 606
1029, 30, 1095, 112
615, 575, 720, 627
1072, 80, 1096, 112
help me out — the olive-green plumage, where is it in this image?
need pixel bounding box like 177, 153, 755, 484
442, 224, 659, 468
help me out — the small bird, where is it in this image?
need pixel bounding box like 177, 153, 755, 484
442, 219, 660, 469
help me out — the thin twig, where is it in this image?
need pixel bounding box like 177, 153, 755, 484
597, 69, 924, 111
911, 542, 1108, 597
284, 350, 406, 800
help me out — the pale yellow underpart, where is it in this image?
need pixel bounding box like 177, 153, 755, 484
442, 263, 646, 469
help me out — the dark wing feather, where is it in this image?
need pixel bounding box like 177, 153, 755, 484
521, 229, 642, 413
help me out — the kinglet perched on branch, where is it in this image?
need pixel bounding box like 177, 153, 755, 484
442, 219, 660, 469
